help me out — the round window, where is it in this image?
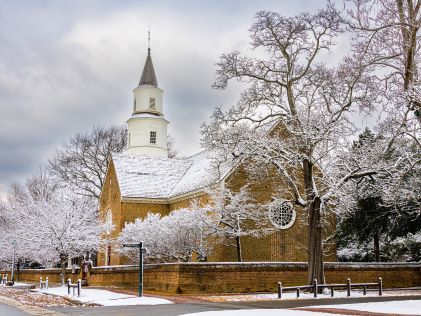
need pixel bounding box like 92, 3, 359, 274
269, 200, 296, 229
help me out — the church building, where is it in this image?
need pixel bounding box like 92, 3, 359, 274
98, 45, 336, 266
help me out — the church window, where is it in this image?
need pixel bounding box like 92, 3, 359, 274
150, 131, 157, 144
133, 99, 136, 111
106, 209, 112, 234
149, 97, 156, 109
268, 200, 296, 229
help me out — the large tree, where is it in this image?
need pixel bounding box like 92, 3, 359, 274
202, 5, 382, 283
48, 125, 127, 199
4, 172, 105, 285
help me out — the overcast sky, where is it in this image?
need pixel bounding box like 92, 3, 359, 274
0, 0, 334, 198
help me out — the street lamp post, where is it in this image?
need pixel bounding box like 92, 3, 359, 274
123, 242, 147, 297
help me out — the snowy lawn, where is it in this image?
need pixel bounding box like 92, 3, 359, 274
181, 310, 342, 316
36, 286, 173, 306
306, 300, 421, 315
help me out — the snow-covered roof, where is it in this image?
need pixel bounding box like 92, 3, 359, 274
112, 150, 233, 199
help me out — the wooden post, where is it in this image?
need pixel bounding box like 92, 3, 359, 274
39, 277, 42, 289
46, 277, 49, 290
330, 286, 334, 297
347, 278, 351, 297
296, 288, 300, 298
77, 279, 81, 297
277, 282, 282, 299
67, 279, 71, 295
313, 279, 318, 298
363, 285, 367, 295
378, 277, 383, 296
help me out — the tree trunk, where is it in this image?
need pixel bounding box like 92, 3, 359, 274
235, 236, 243, 262
303, 159, 325, 285
60, 254, 67, 286
374, 232, 380, 262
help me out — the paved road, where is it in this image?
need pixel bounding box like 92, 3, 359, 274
51, 295, 421, 316
0, 302, 30, 316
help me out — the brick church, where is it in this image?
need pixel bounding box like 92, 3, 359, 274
98, 45, 336, 266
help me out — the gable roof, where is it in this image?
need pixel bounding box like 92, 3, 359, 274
112, 150, 233, 200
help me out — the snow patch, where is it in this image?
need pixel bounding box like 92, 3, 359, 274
36, 286, 173, 306
307, 300, 421, 315
181, 309, 342, 316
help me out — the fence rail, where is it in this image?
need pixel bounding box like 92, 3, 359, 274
277, 277, 383, 298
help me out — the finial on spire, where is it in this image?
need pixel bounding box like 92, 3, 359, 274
139, 27, 158, 87
148, 26, 151, 53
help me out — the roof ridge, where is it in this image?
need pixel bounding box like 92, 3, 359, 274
187, 149, 208, 159
167, 159, 195, 198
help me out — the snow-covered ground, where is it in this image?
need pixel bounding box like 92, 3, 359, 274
181, 310, 341, 316
36, 286, 173, 306
182, 300, 421, 315
202, 290, 377, 302
307, 300, 421, 315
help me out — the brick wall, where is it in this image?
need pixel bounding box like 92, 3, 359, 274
4, 262, 419, 294
98, 159, 123, 266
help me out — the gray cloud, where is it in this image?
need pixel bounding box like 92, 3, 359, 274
0, 0, 328, 198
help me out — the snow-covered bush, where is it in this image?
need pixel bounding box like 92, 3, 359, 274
118, 203, 214, 263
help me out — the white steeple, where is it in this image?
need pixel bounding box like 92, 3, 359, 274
127, 38, 169, 157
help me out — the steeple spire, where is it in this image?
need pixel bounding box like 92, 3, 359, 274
148, 26, 151, 52
139, 28, 158, 87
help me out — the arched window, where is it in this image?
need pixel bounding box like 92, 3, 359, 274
106, 209, 112, 234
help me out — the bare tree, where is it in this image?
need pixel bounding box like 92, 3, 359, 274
48, 125, 127, 199
345, 0, 421, 127
167, 134, 178, 158
202, 6, 381, 283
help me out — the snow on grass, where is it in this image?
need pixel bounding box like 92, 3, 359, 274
181, 310, 342, 316
36, 286, 173, 306
307, 300, 421, 315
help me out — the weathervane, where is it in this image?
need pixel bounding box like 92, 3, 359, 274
148, 26, 151, 52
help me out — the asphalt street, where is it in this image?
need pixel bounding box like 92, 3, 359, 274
50, 295, 421, 316
0, 302, 30, 316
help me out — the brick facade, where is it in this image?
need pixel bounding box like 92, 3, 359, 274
98, 157, 336, 265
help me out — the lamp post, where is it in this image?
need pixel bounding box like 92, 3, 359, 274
10, 239, 16, 285
123, 242, 146, 297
